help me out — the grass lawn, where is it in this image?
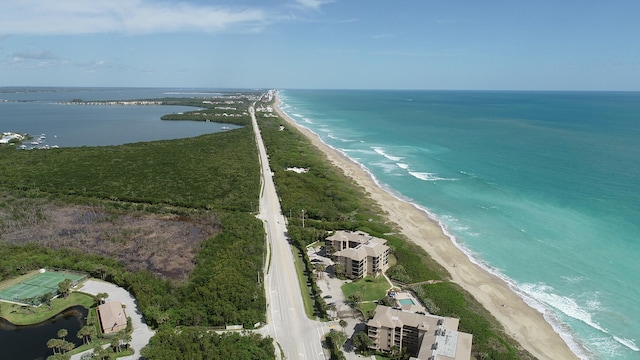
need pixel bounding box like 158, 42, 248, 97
360, 302, 378, 319
341, 275, 391, 303
0, 292, 95, 325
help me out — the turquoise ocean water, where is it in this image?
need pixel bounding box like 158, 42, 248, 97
278, 90, 640, 360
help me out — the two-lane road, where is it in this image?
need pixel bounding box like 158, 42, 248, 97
251, 105, 328, 359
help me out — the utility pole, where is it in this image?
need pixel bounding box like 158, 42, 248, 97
301, 209, 305, 228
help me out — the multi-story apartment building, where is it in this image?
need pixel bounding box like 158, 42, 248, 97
326, 230, 389, 278
367, 305, 472, 360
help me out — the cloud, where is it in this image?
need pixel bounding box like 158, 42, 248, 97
0, 0, 269, 35
294, 0, 334, 11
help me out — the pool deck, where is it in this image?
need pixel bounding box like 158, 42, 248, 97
392, 291, 428, 313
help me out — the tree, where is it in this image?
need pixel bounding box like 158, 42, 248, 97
60, 340, 75, 354
77, 325, 95, 345
347, 291, 363, 307
91, 344, 111, 360
111, 337, 121, 353
57, 328, 68, 341
57, 279, 73, 298
47, 338, 61, 355
95, 292, 109, 305
352, 331, 373, 354
339, 319, 347, 335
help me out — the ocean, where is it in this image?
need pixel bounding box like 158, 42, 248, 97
278, 89, 640, 360
0, 87, 237, 148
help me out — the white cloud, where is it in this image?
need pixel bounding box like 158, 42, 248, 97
295, 0, 334, 11
0, 0, 268, 35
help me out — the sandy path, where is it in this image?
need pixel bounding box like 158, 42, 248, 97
273, 94, 580, 360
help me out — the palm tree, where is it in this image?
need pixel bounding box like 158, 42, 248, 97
111, 337, 121, 353
60, 340, 75, 354
121, 332, 132, 350
339, 319, 347, 335
77, 325, 95, 345
95, 292, 109, 306
47, 338, 60, 355
57, 328, 68, 341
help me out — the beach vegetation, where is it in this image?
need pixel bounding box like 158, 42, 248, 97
416, 282, 533, 359
255, 97, 535, 359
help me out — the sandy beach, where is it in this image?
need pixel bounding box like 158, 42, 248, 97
273, 94, 579, 360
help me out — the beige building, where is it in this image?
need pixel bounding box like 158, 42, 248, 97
326, 231, 389, 278
367, 305, 472, 360
97, 301, 127, 334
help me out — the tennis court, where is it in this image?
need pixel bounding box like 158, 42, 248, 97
0, 270, 85, 305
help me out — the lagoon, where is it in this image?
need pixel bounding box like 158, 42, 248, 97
0, 305, 87, 360
0, 87, 239, 148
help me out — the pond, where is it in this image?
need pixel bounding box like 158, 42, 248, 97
0, 305, 87, 360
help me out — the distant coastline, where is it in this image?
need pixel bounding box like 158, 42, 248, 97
58, 100, 163, 106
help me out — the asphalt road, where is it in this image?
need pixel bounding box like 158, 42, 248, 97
251, 106, 329, 360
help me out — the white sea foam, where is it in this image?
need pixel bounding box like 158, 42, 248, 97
342, 148, 377, 155
613, 336, 639, 352
396, 162, 409, 169
327, 134, 356, 142
520, 283, 607, 333
277, 95, 591, 359
409, 171, 456, 181
372, 146, 403, 161
518, 282, 640, 355
373, 161, 400, 173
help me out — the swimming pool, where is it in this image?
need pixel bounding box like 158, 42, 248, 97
398, 298, 415, 305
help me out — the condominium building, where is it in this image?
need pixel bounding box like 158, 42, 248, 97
367, 305, 472, 360
326, 230, 389, 278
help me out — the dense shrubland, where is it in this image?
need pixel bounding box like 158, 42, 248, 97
0, 99, 270, 357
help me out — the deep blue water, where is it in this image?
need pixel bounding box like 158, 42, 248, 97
279, 89, 640, 360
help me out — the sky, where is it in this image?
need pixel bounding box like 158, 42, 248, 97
1, 0, 639, 90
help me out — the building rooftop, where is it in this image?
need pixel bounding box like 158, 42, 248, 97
368, 305, 472, 360
98, 301, 127, 334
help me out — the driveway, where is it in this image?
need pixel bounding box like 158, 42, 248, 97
70, 279, 155, 360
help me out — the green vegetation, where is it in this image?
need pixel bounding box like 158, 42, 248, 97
140, 328, 275, 360
0, 128, 259, 212
0, 93, 271, 358
255, 98, 534, 359
291, 245, 317, 318
0, 91, 535, 359
0, 292, 94, 325
341, 276, 390, 303
325, 330, 347, 360
414, 282, 533, 359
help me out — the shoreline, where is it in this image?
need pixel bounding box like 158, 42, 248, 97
273, 93, 581, 360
